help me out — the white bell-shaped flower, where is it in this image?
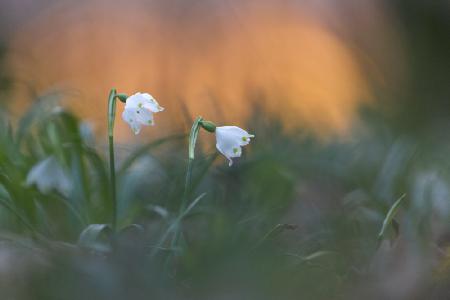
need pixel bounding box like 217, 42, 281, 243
26, 156, 72, 195
215, 126, 254, 166
121, 92, 164, 134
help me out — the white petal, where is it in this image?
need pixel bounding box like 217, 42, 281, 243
141, 93, 164, 113
216, 142, 243, 166
134, 107, 155, 126
122, 92, 163, 134
124, 93, 144, 109
216, 126, 254, 146
125, 92, 164, 113
26, 157, 52, 188
217, 126, 248, 136
215, 126, 253, 166
122, 108, 142, 134
56, 174, 72, 195
215, 138, 241, 163
26, 156, 72, 195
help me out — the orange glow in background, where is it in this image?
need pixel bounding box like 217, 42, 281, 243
3, 0, 387, 141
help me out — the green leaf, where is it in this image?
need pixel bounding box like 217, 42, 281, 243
302, 250, 334, 261
78, 224, 113, 252
286, 250, 335, 262
150, 193, 207, 257
378, 193, 406, 240
253, 223, 298, 249
83, 147, 111, 222
147, 205, 169, 219
0, 196, 36, 234
188, 117, 203, 160
180, 192, 207, 219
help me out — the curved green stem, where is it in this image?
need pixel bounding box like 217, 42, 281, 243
151, 117, 206, 260
164, 117, 202, 263
107, 88, 118, 231
181, 116, 202, 212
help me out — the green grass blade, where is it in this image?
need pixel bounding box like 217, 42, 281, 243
78, 224, 113, 251
0, 195, 40, 236
150, 192, 207, 257
378, 193, 407, 240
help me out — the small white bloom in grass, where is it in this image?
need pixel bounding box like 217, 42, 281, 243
79, 121, 95, 146
215, 126, 254, 166
121, 92, 164, 134
26, 156, 72, 195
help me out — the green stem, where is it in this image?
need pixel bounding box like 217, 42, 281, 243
162, 117, 202, 262
150, 117, 204, 259
180, 116, 202, 212
107, 89, 117, 232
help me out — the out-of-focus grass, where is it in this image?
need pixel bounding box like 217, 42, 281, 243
1, 94, 450, 299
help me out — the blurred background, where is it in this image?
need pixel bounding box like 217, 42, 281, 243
0, 0, 396, 138
0, 0, 449, 299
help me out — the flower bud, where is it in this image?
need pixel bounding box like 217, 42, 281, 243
116, 93, 128, 103
200, 120, 217, 133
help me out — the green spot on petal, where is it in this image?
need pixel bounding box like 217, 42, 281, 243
233, 147, 238, 154
242, 137, 247, 142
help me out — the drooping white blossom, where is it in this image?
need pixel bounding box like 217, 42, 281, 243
26, 156, 72, 195
121, 92, 164, 134
215, 126, 254, 166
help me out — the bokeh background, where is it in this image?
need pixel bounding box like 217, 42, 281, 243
0, 0, 449, 299
1, 0, 396, 138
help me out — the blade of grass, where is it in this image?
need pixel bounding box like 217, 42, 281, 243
285, 250, 335, 262
0, 196, 37, 234
78, 223, 113, 252
83, 146, 110, 220
150, 192, 206, 257
378, 193, 407, 241
252, 223, 298, 250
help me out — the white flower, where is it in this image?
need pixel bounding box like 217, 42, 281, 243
26, 156, 72, 195
121, 92, 164, 134
79, 121, 95, 146
215, 126, 254, 166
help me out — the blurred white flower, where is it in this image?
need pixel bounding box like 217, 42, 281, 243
121, 92, 164, 134
26, 156, 72, 195
79, 121, 95, 146
215, 126, 254, 166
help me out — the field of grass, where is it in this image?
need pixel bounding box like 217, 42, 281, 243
0, 90, 450, 299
